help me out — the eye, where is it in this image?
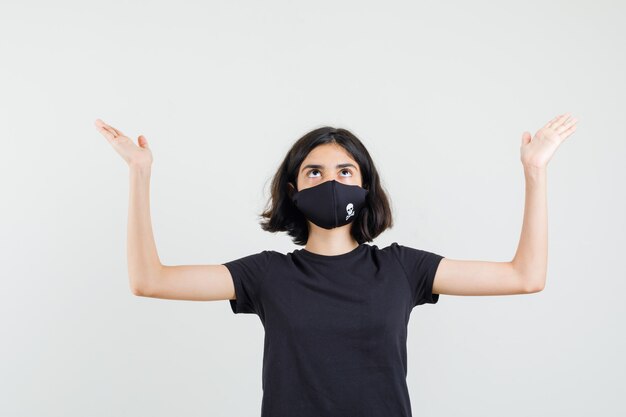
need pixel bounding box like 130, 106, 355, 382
306, 168, 353, 178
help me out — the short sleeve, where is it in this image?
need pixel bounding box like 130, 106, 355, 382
221, 250, 273, 315
390, 242, 445, 306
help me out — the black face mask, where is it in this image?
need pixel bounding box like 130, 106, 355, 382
290, 180, 369, 229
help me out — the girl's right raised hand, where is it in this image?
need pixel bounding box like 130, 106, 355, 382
95, 118, 153, 168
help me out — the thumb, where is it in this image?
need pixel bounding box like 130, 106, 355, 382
521, 131, 532, 146
138, 135, 150, 149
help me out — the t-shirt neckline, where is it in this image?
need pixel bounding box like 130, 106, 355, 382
299, 243, 367, 260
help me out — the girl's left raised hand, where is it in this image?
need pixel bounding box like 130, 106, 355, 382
520, 113, 578, 169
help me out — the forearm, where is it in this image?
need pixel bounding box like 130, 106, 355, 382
127, 164, 162, 293
512, 165, 548, 291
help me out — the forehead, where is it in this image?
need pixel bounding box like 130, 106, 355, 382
301, 143, 357, 165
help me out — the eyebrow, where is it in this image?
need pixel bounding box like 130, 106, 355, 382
300, 163, 358, 173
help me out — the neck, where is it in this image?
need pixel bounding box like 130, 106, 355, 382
304, 224, 359, 256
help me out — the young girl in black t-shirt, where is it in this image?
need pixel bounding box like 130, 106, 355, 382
95, 113, 578, 416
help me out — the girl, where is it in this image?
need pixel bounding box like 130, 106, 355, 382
95, 114, 578, 417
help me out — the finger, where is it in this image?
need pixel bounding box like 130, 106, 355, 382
109, 125, 124, 137
555, 116, 578, 135
95, 119, 118, 138
560, 123, 578, 139
138, 135, 150, 149
544, 114, 562, 128
548, 112, 571, 129
96, 118, 125, 138
558, 113, 574, 126
559, 116, 577, 130
95, 119, 116, 141
106, 123, 124, 137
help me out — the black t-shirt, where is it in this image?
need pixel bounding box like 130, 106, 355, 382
222, 241, 444, 417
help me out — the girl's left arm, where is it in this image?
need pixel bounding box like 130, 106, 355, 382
432, 113, 578, 296
511, 165, 548, 292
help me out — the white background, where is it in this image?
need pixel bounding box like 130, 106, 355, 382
1, 0, 624, 416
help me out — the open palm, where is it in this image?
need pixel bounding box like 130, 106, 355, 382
94, 119, 153, 167
520, 113, 578, 169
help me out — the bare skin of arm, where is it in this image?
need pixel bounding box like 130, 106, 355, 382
95, 119, 236, 301
432, 112, 578, 296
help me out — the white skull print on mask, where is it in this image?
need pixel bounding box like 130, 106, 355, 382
345, 203, 354, 220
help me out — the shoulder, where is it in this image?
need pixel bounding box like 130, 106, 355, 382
381, 241, 438, 255
221, 249, 283, 278
377, 241, 444, 266
374, 241, 403, 257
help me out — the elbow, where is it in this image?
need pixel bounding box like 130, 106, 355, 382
524, 278, 546, 294
129, 279, 153, 297
130, 283, 147, 297
129, 266, 163, 297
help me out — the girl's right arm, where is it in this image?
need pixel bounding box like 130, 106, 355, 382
95, 119, 237, 302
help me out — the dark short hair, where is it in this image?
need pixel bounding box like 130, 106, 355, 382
258, 126, 394, 245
